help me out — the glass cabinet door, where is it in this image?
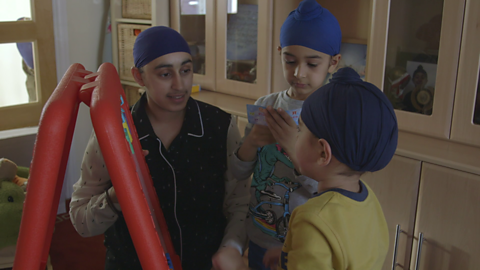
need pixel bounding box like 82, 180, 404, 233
170, 0, 216, 90
450, 0, 480, 147
215, 0, 272, 100
366, 0, 465, 139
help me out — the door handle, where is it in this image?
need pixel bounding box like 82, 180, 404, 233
414, 232, 425, 270
391, 224, 401, 270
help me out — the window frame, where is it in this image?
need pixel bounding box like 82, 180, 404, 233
0, 0, 57, 131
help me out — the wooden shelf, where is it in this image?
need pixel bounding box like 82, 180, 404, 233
342, 37, 368, 45
115, 18, 152, 25
191, 90, 255, 118
120, 80, 141, 87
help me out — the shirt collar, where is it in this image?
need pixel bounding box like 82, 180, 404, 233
131, 93, 204, 141
184, 98, 204, 138
313, 180, 368, 202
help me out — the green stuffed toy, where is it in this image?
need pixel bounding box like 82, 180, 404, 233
0, 158, 27, 250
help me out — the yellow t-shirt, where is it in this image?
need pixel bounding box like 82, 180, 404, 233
279, 181, 388, 270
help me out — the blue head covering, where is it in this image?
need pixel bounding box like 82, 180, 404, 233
301, 67, 398, 172
280, 0, 342, 56
133, 26, 191, 68
16, 42, 34, 69
16, 17, 34, 69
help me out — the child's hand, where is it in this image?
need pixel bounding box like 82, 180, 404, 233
107, 187, 118, 203
212, 246, 249, 270
238, 124, 276, 162
262, 106, 298, 158
263, 246, 283, 270
246, 124, 276, 149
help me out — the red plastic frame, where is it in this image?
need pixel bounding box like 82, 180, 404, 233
13, 63, 181, 270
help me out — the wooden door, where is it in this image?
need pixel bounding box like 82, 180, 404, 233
362, 155, 421, 270
215, 0, 273, 100
450, 0, 480, 147
170, 0, 216, 91
366, 0, 466, 139
410, 163, 480, 270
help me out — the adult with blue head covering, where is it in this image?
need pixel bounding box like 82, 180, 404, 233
133, 26, 190, 69
70, 26, 251, 270
278, 68, 396, 269
301, 66, 398, 172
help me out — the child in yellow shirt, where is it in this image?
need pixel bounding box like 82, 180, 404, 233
263, 67, 398, 269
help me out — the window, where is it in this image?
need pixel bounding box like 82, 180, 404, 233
0, 0, 57, 131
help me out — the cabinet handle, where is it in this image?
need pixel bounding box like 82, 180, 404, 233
414, 232, 425, 270
391, 224, 401, 270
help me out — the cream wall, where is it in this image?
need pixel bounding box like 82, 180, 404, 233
59, 0, 110, 213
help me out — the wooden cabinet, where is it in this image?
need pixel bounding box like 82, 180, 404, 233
362, 155, 421, 270
214, 0, 273, 100
106, 3, 480, 270
366, 0, 466, 139
170, 0, 216, 91
411, 163, 480, 270
112, 0, 373, 115
450, 0, 480, 147
366, 0, 480, 146
109, 0, 169, 88
363, 156, 480, 270
170, 0, 371, 100
318, 0, 371, 44
170, 0, 286, 100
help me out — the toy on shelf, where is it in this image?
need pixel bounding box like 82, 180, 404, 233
0, 158, 26, 250
0, 158, 27, 269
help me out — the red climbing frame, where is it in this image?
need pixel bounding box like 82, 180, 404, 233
13, 63, 181, 270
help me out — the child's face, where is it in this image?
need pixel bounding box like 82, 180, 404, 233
133, 52, 193, 113
280, 45, 338, 98
295, 117, 321, 179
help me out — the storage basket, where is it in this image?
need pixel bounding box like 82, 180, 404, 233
122, 0, 151, 20
117, 23, 150, 82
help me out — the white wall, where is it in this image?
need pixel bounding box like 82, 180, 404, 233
0, 128, 37, 168
54, 0, 109, 213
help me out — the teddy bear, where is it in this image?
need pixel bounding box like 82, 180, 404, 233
0, 158, 27, 250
